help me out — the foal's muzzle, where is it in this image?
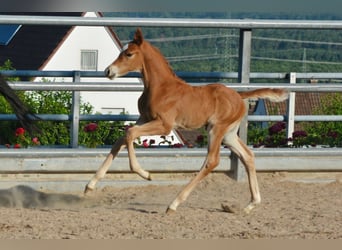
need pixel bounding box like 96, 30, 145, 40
104, 66, 116, 79
104, 67, 111, 77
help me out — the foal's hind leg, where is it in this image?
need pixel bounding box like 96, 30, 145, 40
166, 124, 225, 213
223, 127, 261, 213
84, 136, 126, 193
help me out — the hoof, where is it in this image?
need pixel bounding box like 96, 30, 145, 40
143, 173, 152, 181
243, 202, 259, 214
165, 207, 176, 215
139, 172, 152, 181
84, 186, 94, 195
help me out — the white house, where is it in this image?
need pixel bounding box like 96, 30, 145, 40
35, 12, 141, 115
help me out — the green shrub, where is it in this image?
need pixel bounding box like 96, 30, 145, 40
248, 93, 342, 147
0, 64, 126, 148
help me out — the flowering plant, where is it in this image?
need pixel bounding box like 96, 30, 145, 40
142, 139, 156, 148
195, 127, 208, 148
84, 122, 98, 133
82, 122, 102, 148
5, 127, 40, 148
266, 122, 288, 147
289, 130, 309, 147
250, 121, 342, 148
195, 134, 207, 148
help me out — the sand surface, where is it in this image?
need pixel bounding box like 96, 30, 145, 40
0, 172, 341, 239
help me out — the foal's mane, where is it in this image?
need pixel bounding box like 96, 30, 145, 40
140, 39, 178, 79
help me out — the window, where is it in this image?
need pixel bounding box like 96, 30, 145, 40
80, 50, 98, 71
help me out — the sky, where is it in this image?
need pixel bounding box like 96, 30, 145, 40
0, 0, 341, 15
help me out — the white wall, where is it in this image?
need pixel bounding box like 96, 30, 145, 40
41, 12, 117, 72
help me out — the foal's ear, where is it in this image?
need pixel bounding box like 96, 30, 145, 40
133, 28, 144, 45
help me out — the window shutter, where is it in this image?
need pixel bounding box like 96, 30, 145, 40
81, 50, 98, 71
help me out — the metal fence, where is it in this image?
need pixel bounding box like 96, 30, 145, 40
2, 70, 342, 146
0, 15, 342, 187
1, 71, 342, 145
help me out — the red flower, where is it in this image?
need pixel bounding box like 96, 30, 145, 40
15, 127, 25, 136
32, 137, 40, 145
327, 131, 338, 139
292, 130, 307, 138
196, 135, 204, 143
84, 123, 98, 132
268, 122, 286, 135
14, 143, 21, 149
142, 139, 149, 148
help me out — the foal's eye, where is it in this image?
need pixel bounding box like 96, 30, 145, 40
125, 52, 133, 57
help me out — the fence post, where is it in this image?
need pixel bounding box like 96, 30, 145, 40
286, 72, 296, 144
70, 71, 81, 148
231, 28, 252, 181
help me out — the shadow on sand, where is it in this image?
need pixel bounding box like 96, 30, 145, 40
0, 185, 84, 209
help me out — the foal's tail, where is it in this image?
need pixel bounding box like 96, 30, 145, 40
0, 75, 40, 134
239, 88, 288, 102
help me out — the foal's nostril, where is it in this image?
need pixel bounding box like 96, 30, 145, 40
104, 67, 110, 77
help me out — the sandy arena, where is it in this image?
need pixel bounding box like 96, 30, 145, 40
0, 172, 341, 239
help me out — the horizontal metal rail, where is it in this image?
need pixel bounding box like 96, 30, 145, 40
6, 81, 342, 92
1, 147, 340, 192
2, 15, 342, 30
2, 114, 342, 123
1, 147, 341, 158
4, 70, 342, 80
2, 73, 342, 124
2, 77, 342, 123
0, 147, 341, 173
0, 114, 140, 122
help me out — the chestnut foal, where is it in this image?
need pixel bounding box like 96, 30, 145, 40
85, 28, 288, 214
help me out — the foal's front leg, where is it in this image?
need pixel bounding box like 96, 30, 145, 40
84, 136, 126, 193
126, 120, 171, 180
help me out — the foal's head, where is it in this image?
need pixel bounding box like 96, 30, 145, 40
105, 28, 145, 79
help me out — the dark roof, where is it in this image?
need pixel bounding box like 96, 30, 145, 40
0, 13, 83, 71
265, 92, 326, 115
264, 91, 329, 130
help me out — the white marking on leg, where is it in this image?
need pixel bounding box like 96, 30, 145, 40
87, 153, 114, 190
86, 137, 126, 192
223, 125, 261, 213
167, 126, 223, 213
